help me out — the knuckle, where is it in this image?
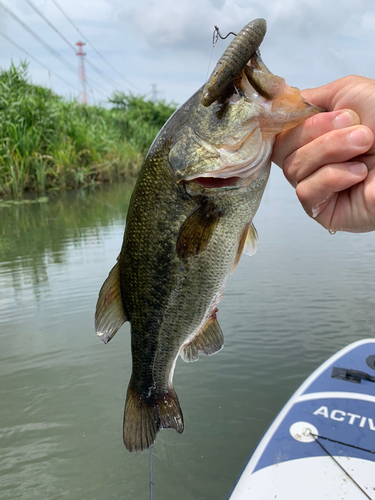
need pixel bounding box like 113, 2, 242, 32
283, 154, 299, 186
306, 111, 330, 130
295, 181, 310, 205
317, 131, 348, 162
320, 132, 338, 153
322, 164, 336, 184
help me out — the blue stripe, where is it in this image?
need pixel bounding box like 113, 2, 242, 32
253, 397, 375, 473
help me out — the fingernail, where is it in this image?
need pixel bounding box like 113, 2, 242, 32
348, 128, 371, 147
348, 162, 367, 176
334, 111, 356, 129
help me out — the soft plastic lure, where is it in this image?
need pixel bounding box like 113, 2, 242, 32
201, 18, 267, 107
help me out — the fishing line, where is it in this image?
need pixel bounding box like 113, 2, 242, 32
205, 25, 237, 83
310, 432, 372, 499
205, 44, 215, 83
149, 445, 154, 500
310, 433, 375, 456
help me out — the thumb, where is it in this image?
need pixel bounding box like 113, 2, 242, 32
301, 76, 367, 112
301, 85, 334, 111
301, 83, 339, 112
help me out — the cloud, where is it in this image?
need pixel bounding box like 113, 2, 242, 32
110, 0, 375, 102
115, 0, 372, 50
1, 0, 375, 104
114, 0, 263, 50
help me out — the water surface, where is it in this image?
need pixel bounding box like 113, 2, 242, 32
1, 169, 375, 499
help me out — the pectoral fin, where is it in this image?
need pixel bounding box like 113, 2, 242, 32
95, 261, 127, 343
180, 314, 224, 362
176, 199, 222, 259
231, 223, 258, 273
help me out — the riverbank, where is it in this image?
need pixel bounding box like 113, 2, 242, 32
0, 61, 177, 197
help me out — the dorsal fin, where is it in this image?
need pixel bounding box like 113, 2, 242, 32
95, 261, 127, 344
180, 313, 224, 362
176, 199, 222, 259
231, 223, 258, 273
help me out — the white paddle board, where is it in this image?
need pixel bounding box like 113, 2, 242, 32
228, 339, 375, 499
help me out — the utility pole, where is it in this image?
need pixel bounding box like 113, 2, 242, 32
151, 83, 159, 102
76, 41, 88, 104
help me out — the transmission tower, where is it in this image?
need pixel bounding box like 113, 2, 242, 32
151, 83, 159, 102
76, 41, 88, 104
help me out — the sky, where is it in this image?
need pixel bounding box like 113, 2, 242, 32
0, 0, 375, 106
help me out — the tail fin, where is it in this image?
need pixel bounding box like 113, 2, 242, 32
123, 385, 184, 452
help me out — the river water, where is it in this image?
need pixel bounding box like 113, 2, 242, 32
1, 167, 375, 499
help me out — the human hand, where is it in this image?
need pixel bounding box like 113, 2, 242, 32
271, 76, 375, 232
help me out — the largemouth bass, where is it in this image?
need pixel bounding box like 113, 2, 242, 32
95, 18, 322, 452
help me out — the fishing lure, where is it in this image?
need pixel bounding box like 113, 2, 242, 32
201, 18, 267, 107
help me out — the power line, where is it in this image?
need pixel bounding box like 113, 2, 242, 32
78, 68, 112, 99
0, 1, 77, 75
0, 1, 111, 100
0, 31, 79, 91
1, 28, 109, 101
50, 0, 144, 93
83, 51, 129, 91
24, 0, 76, 52
24, 0, 125, 93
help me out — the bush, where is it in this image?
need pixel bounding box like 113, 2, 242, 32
0, 61, 177, 196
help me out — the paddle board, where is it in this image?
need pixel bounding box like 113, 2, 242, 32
228, 339, 375, 499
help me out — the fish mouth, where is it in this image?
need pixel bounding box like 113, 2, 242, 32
190, 176, 242, 188
185, 127, 273, 188
185, 65, 276, 187
186, 153, 270, 188
186, 60, 321, 188
183, 52, 322, 189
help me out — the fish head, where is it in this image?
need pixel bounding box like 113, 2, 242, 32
168, 52, 323, 189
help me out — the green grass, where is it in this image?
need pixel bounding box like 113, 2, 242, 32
0, 61, 177, 197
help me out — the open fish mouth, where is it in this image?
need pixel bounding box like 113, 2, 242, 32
188, 176, 242, 188
184, 52, 321, 189
186, 135, 272, 189
185, 74, 274, 188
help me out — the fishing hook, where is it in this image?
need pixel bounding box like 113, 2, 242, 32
213, 25, 237, 46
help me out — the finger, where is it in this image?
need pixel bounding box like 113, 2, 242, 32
295, 161, 368, 218
302, 77, 375, 157
271, 109, 360, 168
301, 82, 343, 110
314, 167, 375, 233
284, 125, 373, 187
301, 76, 374, 111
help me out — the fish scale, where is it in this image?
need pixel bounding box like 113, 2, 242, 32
124, 169, 269, 387
95, 18, 323, 452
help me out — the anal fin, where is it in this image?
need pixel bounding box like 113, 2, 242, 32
180, 313, 224, 362
95, 261, 127, 344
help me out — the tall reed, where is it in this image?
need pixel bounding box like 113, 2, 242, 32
0, 61, 177, 196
